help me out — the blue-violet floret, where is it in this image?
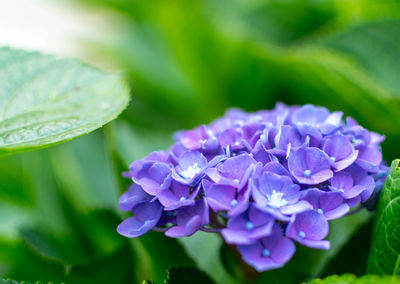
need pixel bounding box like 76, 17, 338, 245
118, 103, 388, 272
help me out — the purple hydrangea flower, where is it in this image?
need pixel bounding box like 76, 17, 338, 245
172, 150, 208, 185
237, 224, 296, 271
286, 210, 330, 250
221, 205, 275, 245
118, 103, 387, 272
251, 172, 312, 220
288, 146, 333, 185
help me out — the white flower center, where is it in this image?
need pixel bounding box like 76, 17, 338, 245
267, 190, 288, 208
180, 163, 202, 179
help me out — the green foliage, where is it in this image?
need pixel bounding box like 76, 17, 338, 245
0, 280, 52, 284
368, 160, 400, 275
75, 0, 400, 160
0, 132, 134, 284
321, 219, 374, 277
164, 267, 215, 284
0, 47, 129, 156
307, 274, 400, 284
179, 232, 235, 284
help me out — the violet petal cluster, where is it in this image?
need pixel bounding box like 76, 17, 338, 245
117, 103, 388, 272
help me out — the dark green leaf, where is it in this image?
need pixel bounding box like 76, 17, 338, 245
0, 238, 134, 284
165, 267, 215, 284
0, 47, 129, 156
321, 219, 374, 277
128, 228, 195, 283
368, 159, 400, 275
179, 232, 235, 284
219, 243, 247, 282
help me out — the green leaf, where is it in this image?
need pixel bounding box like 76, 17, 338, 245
307, 274, 400, 284
164, 267, 215, 284
0, 47, 129, 156
317, 19, 400, 94
368, 159, 400, 275
111, 120, 173, 167
321, 219, 374, 277
179, 232, 235, 284
0, 138, 127, 275
127, 221, 195, 283
0, 238, 134, 284
47, 130, 121, 212
0, 280, 47, 284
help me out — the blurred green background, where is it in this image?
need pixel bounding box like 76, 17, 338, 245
1, 0, 400, 283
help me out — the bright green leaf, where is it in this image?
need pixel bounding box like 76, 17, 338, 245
0, 47, 129, 156
307, 274, 400, 284
0, 279, 48, 284
317, 19, 400, 94
368, 159, 400, 275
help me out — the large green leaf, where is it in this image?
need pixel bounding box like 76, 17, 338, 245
317, 19, 400, 94
368, 159, 400, 275
0, 238, 134, 284
307, 274, 400, 284
321, 219, 374, 277
0, 47, 129, 156
164, 267, 215, 284
0, 280, 46, 284
179, 232, 235, 284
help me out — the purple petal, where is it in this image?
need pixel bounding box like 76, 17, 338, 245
157, 189, 195, 210
117, 216, 159, 238
280, 200, 313, 215
219, 128, 244, 149
132, 201, 163, 222
330, 171, 353, 190
288, 147, 333, 184
228, 184, 252, 217
204, 183, 237, 212
286, 210, 330, 249
356, 145, 382, 173
292, 104, 329, 126
346, 196, 362, 207
135, 162, 172, 195
165, 215, 202, 238
324, 204, 350, 220
270, 237, 296, 264
117, 202, 162, 238
264, 161, 291, 177
221, 228, 256, 245
238, 225, 295, 272
178, 150, 208, 170
252, 140, 276, 164
274, 125, 303, 150
323, 134, 358, 171
119, 184, 152, 211
218, 153, 256, 180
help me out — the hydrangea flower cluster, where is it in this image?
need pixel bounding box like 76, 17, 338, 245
117, 103, 388, 272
